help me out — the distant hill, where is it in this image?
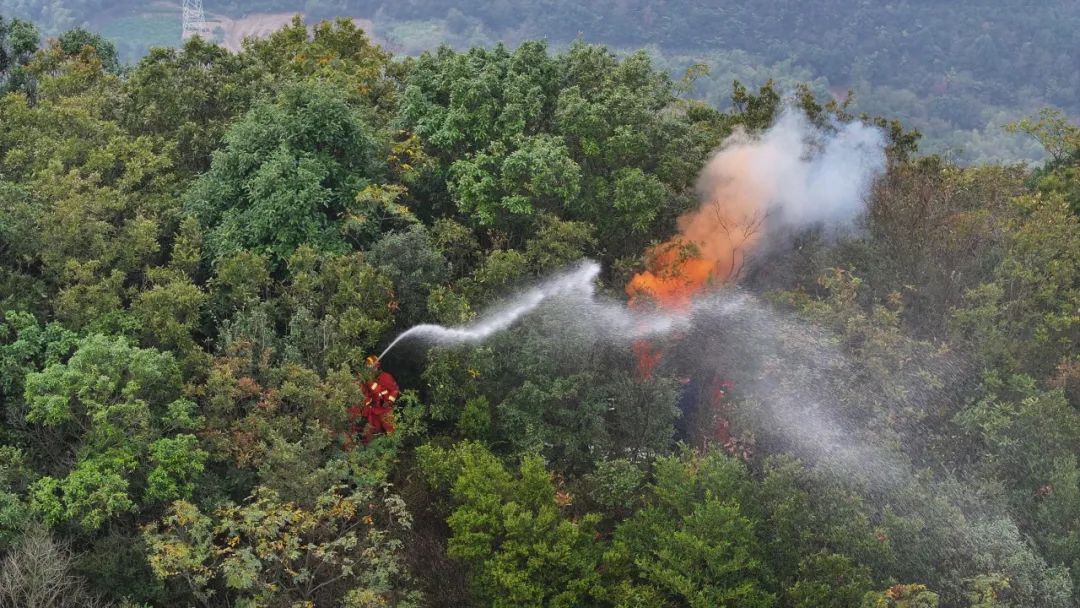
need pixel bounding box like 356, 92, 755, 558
6, 0, 1076, 162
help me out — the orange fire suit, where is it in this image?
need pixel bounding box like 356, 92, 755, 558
348, 370, 400, 444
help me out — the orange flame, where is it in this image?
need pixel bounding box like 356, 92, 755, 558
626, 240, 717, 310
626, 138, 771, 377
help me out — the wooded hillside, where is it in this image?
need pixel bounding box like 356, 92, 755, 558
0, 15, 1079, 608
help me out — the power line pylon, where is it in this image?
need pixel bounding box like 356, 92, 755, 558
182, 0, 209, 40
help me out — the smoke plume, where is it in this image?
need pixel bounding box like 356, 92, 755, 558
628, 108, 887, 307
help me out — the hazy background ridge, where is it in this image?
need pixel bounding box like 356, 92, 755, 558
3, 0, 1075, 163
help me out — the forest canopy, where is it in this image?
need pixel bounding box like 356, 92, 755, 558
0, 13, 1078, 608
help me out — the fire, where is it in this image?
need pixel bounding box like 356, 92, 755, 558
626, 134, 771, 377
626, 240, 717, 310
625, 197, 766, 379
631, 340, 665, 379
625, 240, 720, 378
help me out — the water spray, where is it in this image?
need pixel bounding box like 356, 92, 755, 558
377, 259, 721, 360
379, 261, 601, 359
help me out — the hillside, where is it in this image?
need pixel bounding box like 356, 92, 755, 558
2, 1, 1077, 162
0, 10, 1079, 608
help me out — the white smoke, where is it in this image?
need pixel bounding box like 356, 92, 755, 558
696, 107, 887, 233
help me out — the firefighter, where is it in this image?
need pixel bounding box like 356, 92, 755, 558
349, 355, 400, 444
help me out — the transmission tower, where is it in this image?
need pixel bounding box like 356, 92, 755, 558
181, 0, 209, 40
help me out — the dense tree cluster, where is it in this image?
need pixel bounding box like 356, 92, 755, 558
0, 14, 1078, 608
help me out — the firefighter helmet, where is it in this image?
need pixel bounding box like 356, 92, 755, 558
365, 354, 380, 367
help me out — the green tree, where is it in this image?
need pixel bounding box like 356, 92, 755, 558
0, 312, 76, 547
282, 247, 395, 371
0, 16, 39, 94
56, 27, 118, 73
0, 43, 176, 330
0, 311, 77, 419
785, 552, 872, 608
0, 446, 32, 549
1005, 108, 1080, 165
122, 37, 263, 173
369, 224, 448, 328
418, 441, 606, 607
448, 134, 582, 227
419, 308, 678, 472
242, 16, 399, 116
951, 193, 1080, 377
185, 81, 386, 265
131, 268, 209, 375
399, 41, 720, 256
755, 456, 888, 594
862, 584, 939, 608
605, 451, 775, 608
0, 183, 46, 313
956, 376, 1080, 600
22, 334, 206, 530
